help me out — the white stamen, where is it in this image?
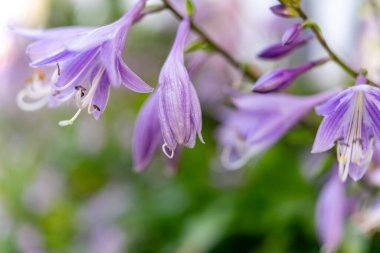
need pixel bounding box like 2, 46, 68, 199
58, 109, 82, 127
162, 143, 175, 159
58, 66, 105, 127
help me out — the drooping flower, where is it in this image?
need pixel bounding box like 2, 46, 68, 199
282, 23, 304, 45
253, 58, 329, 93
15, 0, 153, 125
218, 89, 340, 169
312, 74, 380, 182
257, 35, 313, 59
157, 18, 204, 158
316, 168, 347, 253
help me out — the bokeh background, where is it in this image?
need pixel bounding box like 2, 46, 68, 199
0, 0, 379, 252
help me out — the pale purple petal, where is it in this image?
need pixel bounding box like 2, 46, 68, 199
133, 93, 162, 171
316, 170, 345, 253
92, 72, 110, 120
158, 18, 203, 154
55, 49, 99, 88
118, 58, 153, 92
101, 40, 122, 86
30, 50, 79, 67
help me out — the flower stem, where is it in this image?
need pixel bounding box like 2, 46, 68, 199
162, 0, 260, 81
295, 7, 379, 86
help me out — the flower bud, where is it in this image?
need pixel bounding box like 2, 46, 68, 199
253, 58, 329, 93
270, 4, 298, 18
257, 35, 313, 59
282, 23, 303, 46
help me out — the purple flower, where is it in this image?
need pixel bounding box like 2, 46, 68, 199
157, 18, 204, 158
218, 89, 339, 169
282, 23, 304, 46
257, 35, 313, 59
312, 75, 380, 182
253, 58, 328, 93
15, 0, 153, 125
316, 169, 346, 253
270, 4, 298, 18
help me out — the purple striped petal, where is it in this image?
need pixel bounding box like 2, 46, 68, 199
158, 18, 203, 155
92, 72, 110, 120
118, 57, 153, 92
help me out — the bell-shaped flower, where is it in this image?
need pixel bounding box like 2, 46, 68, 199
312, 75, 380, 181
15, 0, 153, 125
133, 93, 181, 171
218, 89, 339, 169
157, 18, 204, 158
253, 58, 329, 93
316, 169, 347, 253
257, 35, 313, 59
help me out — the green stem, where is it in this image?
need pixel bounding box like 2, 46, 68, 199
296, 7, 379, 86
162, 0, 260, 81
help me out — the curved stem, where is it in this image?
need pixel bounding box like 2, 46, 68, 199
295, 7, 379, 86
162, 0, 260, 81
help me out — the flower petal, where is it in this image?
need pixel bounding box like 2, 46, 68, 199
133, 93, 162, 171
118, 57, 153, 92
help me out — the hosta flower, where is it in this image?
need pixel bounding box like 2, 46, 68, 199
157, 18, 204, 158
15, 0, 152, 125
219, 89, 339, 169
253, 58, 329, 93
316, 169, 347, 253
312, 75, 380, 181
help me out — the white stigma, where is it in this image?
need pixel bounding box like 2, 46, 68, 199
336, 92, 374, 181
58, 66, 105, 127
162, 143, 175, 159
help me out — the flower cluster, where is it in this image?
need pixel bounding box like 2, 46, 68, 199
16, 0, 153, 125
15, 1, 203, 168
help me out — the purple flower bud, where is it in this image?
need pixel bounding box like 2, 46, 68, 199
270, 4, 297, 18
257, 35, 313, 59
282, 23, 303, 46
253, 58, 328, 93
158, 18, 204, 157
355, 72, 367, 85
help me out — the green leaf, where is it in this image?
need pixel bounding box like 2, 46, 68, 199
185, 39, 215, 53
186, 0, 195, 16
